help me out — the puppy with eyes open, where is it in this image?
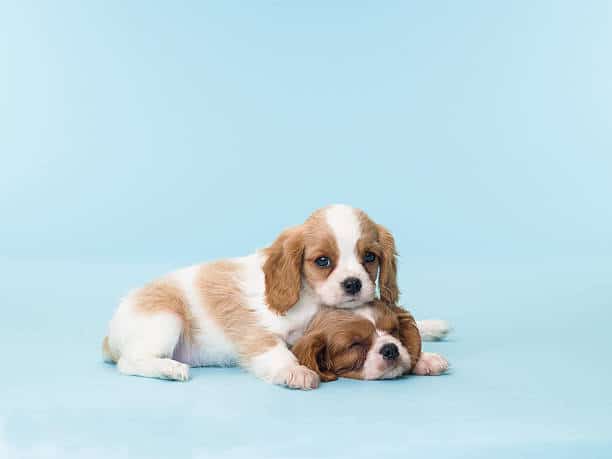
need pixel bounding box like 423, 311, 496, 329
102, 204, 449, 389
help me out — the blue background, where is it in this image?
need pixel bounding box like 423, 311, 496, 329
1, 1, 611, 458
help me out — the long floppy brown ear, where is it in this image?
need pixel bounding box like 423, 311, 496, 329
292, 333, 337, 382
263, 226, 304, 314
377, 224, 399, 304
388, 304, 422, 372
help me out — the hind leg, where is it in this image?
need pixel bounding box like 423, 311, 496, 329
111, 309, 190, 381
118, 356, 189, 381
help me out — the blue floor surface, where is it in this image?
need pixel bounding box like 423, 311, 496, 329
1, 256, 611, 458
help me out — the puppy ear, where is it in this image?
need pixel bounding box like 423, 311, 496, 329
292, 333, 337, 382
388, 304, 422, 372
377, 225, 399, 304
263, 226, 304, 314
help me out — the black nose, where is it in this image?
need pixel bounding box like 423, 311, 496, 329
342, 277, 362, 295
380, 343, 399, 360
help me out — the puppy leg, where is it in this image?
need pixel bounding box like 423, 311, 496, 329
412, 352, 449, 376
417, 319, 451, 341
118, 356, 189, 381
247, 342, 320, 390
111, 310, 190, 381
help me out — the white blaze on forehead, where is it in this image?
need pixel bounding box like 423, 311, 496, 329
355, 307, 387, 337
324, 205, 361, 263
355, 305, 376, 324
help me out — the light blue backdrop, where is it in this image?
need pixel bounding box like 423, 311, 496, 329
1, 1, 611, 458
2, 0, 610, 262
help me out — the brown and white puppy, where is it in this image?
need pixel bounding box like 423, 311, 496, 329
292, 300, 449, 381
102, 205, 399, 389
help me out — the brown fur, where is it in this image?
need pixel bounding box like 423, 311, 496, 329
264, 206, 398, 314
197, 261, 279, 361
301, 210, 339, 289
262, 226, 306, 314
292, 308, 374, 381
356, 211, 399, 303
262, 208, 340, 314
132, 279, 195, 343
290, 333, 337, 382
293, 301, 419, 381
375, 302, 421, 371
356, 210, 382, 284
376, 225, 399, 304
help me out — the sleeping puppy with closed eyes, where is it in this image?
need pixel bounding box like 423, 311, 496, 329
292, 300, 449, 381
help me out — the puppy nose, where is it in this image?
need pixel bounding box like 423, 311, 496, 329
342, 277, 362, 295
380, 343, 399, 360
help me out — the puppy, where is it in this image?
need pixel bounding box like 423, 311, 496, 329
292, 300, 449, 381
102, 204, 399, 389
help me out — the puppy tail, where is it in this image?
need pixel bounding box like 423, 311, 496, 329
102, 336, 116, 363
417, 320, 452, 341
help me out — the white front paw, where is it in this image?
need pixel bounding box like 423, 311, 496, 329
413, 352, 449, 376
282, 365, 320, 390
161, 361, 190, 381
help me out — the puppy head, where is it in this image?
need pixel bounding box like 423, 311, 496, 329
263, 205, 399, 314
292, 301, 421, 381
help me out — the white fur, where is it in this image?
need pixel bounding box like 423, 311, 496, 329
170, 265, 238, 366
247, 342, 320, 389
108, 301, 190, 381
413, 352, 449, 376
242, 253, 320, 346
417, 319, 452, 341
248, 342, 299, 383
361, 332, 412, 380
107, 255, 316, 386
315, 205, 376, 308
354, 305, 412, 379
353, 305, 451, 379
105, 206, 378, 390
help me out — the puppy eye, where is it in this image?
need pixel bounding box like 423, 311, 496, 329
314, 256, 332, 268
363, 252, 376, 263
349, 341, 363, 349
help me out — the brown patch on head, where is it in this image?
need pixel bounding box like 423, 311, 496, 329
371, 300, 421, 371
263, 208, 340, 313
356, 211, 399, 303
293, 308, 375, 381
355, 210, 381, 284
372, 302, 401, 338
198, 261, 279, 361
294, 301, 422, 381
301, 209, 339, 290
132, 279, 195, 343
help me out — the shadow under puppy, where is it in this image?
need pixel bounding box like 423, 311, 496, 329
292, 300, 449, 381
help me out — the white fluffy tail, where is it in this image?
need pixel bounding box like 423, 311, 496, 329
102, 336, 116, 363
417, 320, 452, 341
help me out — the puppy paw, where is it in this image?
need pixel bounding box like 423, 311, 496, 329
283, 365, 320, 390
160, 360, 190, 381
412, 352, 449, 376
417, 319, 452, 341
